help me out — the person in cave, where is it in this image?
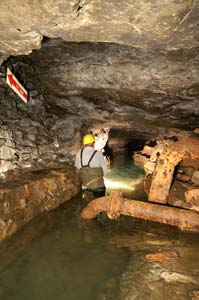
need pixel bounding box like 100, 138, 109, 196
75, 133, 107, 201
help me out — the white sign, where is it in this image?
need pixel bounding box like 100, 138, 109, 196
6, 68, 28, 103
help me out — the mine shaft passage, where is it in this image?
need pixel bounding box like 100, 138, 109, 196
104, 154, 147, 200
82, 136, 199, 232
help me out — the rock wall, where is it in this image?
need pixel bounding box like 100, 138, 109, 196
0, 116, 81, 243
0, 167, 80, 241
0, 113, 84, 178
0, 120, 58, 177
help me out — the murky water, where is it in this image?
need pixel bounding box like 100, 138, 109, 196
0, 157, 199, 300
105, 155, 147, 199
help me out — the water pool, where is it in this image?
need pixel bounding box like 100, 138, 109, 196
0, 158, 198, 300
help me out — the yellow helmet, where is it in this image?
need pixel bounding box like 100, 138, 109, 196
83, 133, 95, 145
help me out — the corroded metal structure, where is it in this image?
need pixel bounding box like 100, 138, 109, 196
148, 138, 199, 204
81, 138, 199, 232
81, 192, 199, 232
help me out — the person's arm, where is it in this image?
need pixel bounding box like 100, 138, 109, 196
98, 151, 107, 175
75, 152, 81, 169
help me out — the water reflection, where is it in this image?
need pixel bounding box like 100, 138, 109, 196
0, 159, 198, 300
0, 198, 129, 300
104, 155, 146, 199
119, 220, 199, 300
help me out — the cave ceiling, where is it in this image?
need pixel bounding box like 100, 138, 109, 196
0, 0, 199, 140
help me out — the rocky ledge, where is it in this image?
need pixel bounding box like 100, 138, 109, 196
0, 167, 80, 242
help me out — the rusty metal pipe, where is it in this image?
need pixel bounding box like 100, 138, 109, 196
81, 193, 199, 232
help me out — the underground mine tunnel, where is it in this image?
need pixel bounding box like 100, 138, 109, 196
0, 1, 199, 300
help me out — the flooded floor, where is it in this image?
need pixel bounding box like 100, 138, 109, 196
0, 157, 199, 300
105, 155, 146, 199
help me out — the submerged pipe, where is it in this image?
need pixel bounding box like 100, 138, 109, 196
81, 192, 199, 232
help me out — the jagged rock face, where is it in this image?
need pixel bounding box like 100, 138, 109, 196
2, 40, 199, 131
0, 0, 199, 65
0, 0, 199, 244
0, 39, 199, 176
1, 1, 199, 133
0, 1, 199, 176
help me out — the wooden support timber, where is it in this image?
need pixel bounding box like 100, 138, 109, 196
148, 138, 199, 204
81, 192, 199, 232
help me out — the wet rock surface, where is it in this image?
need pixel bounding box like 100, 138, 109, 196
0, 167, 80, 241
109, 230, 199, 300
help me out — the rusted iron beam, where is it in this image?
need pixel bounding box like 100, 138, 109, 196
148, 138, 199, 204
81, 192, 199, 232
